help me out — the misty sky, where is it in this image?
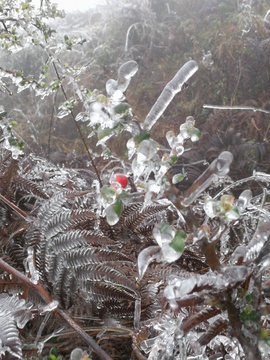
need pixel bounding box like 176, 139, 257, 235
32, 0, 104, 12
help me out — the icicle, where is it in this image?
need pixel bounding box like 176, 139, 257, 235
181, 151, 233, 207
142, 60, 198, 131
24, 246, 39, 284
137, 245, 161, 280
134, 298, 141, 329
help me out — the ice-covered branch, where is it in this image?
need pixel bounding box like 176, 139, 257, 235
142, 60, 198, 131
203, 104, 270, 115
181, 151, 233, 207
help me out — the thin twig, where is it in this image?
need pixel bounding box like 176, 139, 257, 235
51, 60, 103, 187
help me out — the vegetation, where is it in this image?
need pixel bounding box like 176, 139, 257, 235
0, 0, 270, 359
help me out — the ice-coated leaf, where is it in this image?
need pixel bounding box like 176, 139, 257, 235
142, 60, 198, 131
137, 245, 161, 280
137, 139, 158, 162
172, 173, 185, 184
169, 230, 186, 253
105, 201, 122, 226
106, 60, 138, 100
113, 199, 123, 218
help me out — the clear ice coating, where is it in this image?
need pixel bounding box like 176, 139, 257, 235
142, 60, 198, 131
137, 139, 158, 162
24, 246, 39, 284
181, 151, 233, 207
40, 300, 59, 315
106, 60, 138, 101
137, 245, 161, 280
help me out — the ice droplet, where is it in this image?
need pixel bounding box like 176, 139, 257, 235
237, 189, 252, 212
166, 130, 176, 147
137, 139, 158, 162
204, 199, 224, 218
142, 60, 198, 131
118, 60, 138, 83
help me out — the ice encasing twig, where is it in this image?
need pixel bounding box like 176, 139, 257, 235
142, 60, 198, 131
181, 151, 233, 207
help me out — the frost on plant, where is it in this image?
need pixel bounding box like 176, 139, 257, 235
1, 3, 270, 359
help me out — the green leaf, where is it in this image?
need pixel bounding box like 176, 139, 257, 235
113, 199, 123, 218
169, 230, 186, 252
97, 127, 113, 140
249, 310, 261, 323
245, 294, 254, 303
172, 173, 185, 184
114, 103, 130, 115
134, 132, 150, 144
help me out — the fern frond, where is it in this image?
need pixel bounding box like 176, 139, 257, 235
76, 264, 139, 300
198, 317, 228, 346
12, 175, 50, 200
181, 307, 222, 334
0, 294, 32, 359
124, 203, 169, 231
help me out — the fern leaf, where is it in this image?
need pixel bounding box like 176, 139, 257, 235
12, 175, 50, 200
0, 294, 32, 359
198, 317, 228, 346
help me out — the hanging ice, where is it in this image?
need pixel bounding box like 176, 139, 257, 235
237, 189, 252, 212
106, 60, 138, 101
142, 60, 198, 131
137, 245, 162, 280
181, 151, 233, 207
24, 246, 39, 284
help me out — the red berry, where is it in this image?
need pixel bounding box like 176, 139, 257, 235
115, 174, 128, 188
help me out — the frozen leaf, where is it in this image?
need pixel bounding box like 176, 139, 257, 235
172, 173, 185, 184
190, 128, 201, 142
137, 139, 158, 162
101, 185, 117, 204
106, 60, 138, 100
113, 199, 123, 217
134, 132, 151, 145
204, 199, 224, 218
169, 230, 186, 252
105, 202, 121, 225
225, 207, 239, 221
118, 60, 138, 81
153, 223, 175, 246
